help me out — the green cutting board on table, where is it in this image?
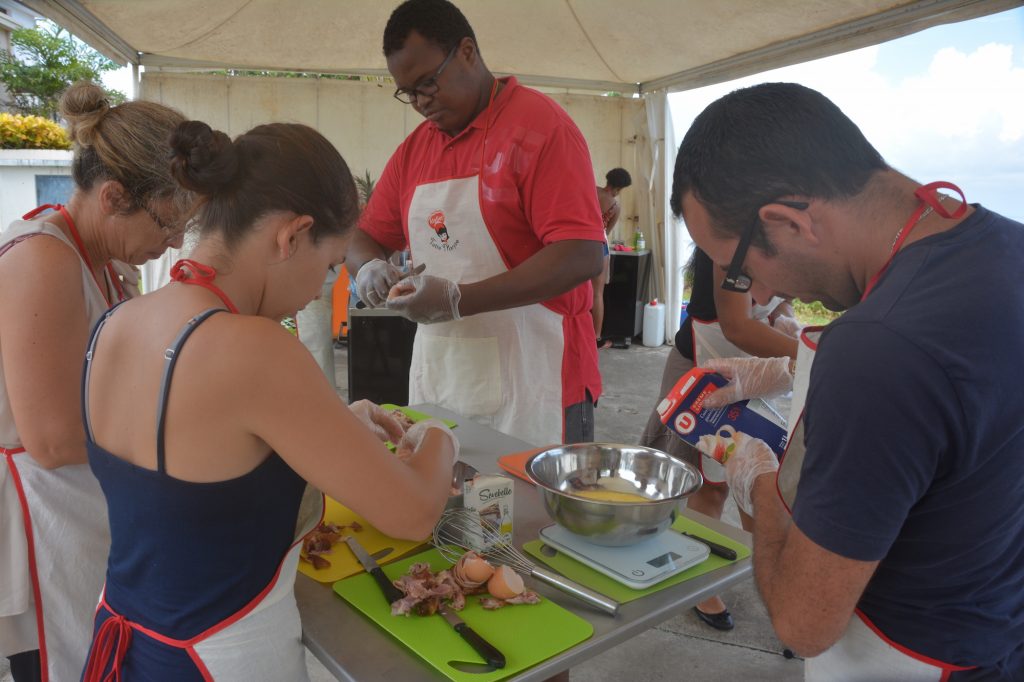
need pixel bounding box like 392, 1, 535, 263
524, 516, 751, 604
333, 548, 593, 682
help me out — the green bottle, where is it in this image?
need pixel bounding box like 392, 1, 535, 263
635, 229, 646, 251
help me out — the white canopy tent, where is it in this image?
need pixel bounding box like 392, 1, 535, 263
20, 0, 1020, 340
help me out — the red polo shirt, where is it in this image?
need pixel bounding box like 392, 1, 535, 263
360, 76, 603, 406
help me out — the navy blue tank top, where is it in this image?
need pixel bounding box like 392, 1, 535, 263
84, 307, 307, 639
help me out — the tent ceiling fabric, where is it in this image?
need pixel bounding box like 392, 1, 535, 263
23, 0, 1019, 93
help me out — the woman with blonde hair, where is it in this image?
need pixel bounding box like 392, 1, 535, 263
0, 81, 192, 681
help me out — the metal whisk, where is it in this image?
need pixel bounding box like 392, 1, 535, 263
432, 508, 619, 615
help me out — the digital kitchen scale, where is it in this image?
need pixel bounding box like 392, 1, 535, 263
539, 524, 710, 590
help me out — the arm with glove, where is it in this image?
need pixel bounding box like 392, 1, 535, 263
384, 240, 603, 324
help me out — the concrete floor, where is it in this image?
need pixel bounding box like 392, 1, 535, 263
1, 342, 802, 682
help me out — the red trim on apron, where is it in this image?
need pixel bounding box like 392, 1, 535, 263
82, 508, 317, 680
21, 204, 125, 306
3, 449, 50, 680
855, 609, 976, 672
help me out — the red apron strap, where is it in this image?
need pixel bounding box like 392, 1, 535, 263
82, 611, 133, 682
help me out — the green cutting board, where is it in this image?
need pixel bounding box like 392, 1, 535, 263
524, 517, 750, 604
333, 548, 593, 682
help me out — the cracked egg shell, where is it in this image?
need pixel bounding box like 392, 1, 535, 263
460, 552, 495, 583
487, 565, 525, 600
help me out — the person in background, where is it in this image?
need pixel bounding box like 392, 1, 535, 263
0, 81, 191, 682
638, 246, 797, 631
80, 120, 457, 680
593, 168, 632, 349
347, 0, 605, 446
682, 82, 1024, 679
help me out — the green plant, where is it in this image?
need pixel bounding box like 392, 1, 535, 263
793, 299, 842, 327
0, 23, 125, 120
355, 170, 376, 206
0, 112, 71, 149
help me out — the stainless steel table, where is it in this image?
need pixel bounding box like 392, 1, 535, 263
297, 404, 752, 681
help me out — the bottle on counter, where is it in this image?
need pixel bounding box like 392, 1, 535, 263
635, 229, 646, 251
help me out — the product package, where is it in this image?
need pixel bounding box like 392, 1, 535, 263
656, 368, 789, 479
462, 473, 514, 547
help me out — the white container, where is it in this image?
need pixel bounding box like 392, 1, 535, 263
643, 300, 665, 347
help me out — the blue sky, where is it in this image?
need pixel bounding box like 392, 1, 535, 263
670, 7, 1024, 222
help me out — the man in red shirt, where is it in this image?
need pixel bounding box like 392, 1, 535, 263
347, 0, 605, 445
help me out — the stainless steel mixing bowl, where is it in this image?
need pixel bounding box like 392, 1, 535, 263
526, 443, 703, 547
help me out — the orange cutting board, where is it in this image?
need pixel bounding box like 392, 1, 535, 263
298, 496, 426, 583
497, 447, 548, 484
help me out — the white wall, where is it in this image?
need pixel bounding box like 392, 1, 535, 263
140, 71, 647, 244
0, 150, 72, 229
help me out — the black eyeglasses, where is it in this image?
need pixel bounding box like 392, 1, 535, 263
721, 200, 808, 293
393, 46, 458, 104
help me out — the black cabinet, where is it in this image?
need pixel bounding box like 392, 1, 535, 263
347, 307, 417, 405
601, 251, 652, 347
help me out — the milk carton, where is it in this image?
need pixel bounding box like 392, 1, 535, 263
656, 368, 789, 459
463, 473, 514, 547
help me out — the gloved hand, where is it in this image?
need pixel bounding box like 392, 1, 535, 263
701, 356, 794, 408
386, 274, 462, 324
349, 399, 407, 443
395, 418, 460, 466
772, 315, 803, 338
355, 259, 404, 308
724, 432, 779, 516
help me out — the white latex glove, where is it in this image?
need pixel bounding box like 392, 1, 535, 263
702, 356, 794, 408
394, 418, 459, 466
355, 258, 404, 308
723, 433, 779, 516
349, 399, 407, 443
772, 314, 803, 338
386, 274, 462, 324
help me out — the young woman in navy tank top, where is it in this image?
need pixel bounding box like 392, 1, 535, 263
80, 121, 458, 680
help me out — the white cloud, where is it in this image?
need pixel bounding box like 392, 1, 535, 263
670, 42, 1024, 221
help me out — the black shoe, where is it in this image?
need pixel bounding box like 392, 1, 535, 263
693, 605, 734, 631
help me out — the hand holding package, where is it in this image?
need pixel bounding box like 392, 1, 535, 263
723, 432, 779, 516
702, 356, 793, 408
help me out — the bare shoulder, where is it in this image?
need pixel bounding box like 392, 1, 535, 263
0, 233, 85, 313
182, 313, 318, 384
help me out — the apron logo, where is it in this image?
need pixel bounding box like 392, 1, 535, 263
427, 209, 460, 252
428, 210, 450, 243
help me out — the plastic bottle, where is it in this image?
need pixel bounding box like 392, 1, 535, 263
643, 298, 665, 347
636, 230, 646, 251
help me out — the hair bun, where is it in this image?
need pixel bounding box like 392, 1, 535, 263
169, 120, 239, 195
60, 81, 110, 147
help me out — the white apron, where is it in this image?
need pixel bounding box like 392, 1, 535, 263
406, 175, 566, 445
691, 295, 789, 483
0, 214, 117, 680
85, 487, 324, 681
784, 329, 977, 680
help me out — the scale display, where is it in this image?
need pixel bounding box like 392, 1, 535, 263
539, 524, 710, 590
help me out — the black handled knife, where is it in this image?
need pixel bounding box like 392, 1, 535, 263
343, 535, 406, 605
438, 603, 505, 669
680, 531, 738, 560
